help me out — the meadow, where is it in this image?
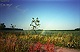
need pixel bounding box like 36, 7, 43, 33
0, 30, 80, 52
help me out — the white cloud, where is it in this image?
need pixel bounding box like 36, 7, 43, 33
0, 3, 12, 8
15, 5, 27, 13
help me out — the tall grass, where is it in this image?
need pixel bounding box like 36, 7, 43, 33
0, 31, 80, 52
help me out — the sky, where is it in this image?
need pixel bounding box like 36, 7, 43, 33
0, 0, 80, 30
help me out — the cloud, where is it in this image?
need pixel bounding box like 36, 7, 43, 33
15, 5, 27, 13
0, 3, 12, 8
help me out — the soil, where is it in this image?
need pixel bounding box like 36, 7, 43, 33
54, 46, 80, 52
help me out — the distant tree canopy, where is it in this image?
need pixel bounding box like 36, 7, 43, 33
0, 23, 6, 29
75, 28, 80, 31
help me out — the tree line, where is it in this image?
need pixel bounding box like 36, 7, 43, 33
0, 23, 16, 29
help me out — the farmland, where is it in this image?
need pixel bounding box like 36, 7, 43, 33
0, 30, 80, 52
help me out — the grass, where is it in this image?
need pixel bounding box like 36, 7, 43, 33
0, 30, 80, 52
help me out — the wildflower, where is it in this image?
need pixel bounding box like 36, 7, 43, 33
29, 45, 34, 52
43, 40, 54, 52
34, 42, 42, 51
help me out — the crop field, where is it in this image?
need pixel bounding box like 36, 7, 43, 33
0, 30, 80, 52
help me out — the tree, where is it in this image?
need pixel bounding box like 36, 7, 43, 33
0, 23, 6, 29
10, 24, 16, 29
30, 17, 40, 34
30, 17, 40, 30
75, 28, 80, 31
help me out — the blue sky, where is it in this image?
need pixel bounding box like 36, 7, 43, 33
0, 0, 80, 30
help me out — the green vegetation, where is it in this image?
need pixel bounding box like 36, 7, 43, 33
0, 30, 80, 52
0, 23, 6, 29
